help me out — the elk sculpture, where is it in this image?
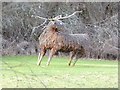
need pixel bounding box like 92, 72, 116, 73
32, 11, 90, 66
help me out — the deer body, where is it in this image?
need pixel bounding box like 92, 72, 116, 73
37, 24, 85, 66
39, 31, 82, 52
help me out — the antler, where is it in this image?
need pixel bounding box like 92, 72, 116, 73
31, 11, 82, 22
31, 15, 48, 27
31, 11, 82, 27
31, 15, 47, 20
53, 11, 82, 20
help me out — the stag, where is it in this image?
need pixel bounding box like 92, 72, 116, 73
32, 11, 88, 66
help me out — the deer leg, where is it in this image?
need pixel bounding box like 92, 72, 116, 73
86, 51, 90, 58
68, 52, 75, 66
37, 49, 46, 66
73, 50, 84, 66
72, 54, 78, 66
46, 48, 56, 66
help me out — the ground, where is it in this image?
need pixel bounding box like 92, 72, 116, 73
1, 55, 118, 88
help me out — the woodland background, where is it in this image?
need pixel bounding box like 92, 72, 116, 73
1, 2, 119, 60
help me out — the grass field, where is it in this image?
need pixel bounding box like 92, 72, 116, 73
1, 55, 118, 88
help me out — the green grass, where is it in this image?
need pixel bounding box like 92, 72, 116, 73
1, 55, 118, 88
